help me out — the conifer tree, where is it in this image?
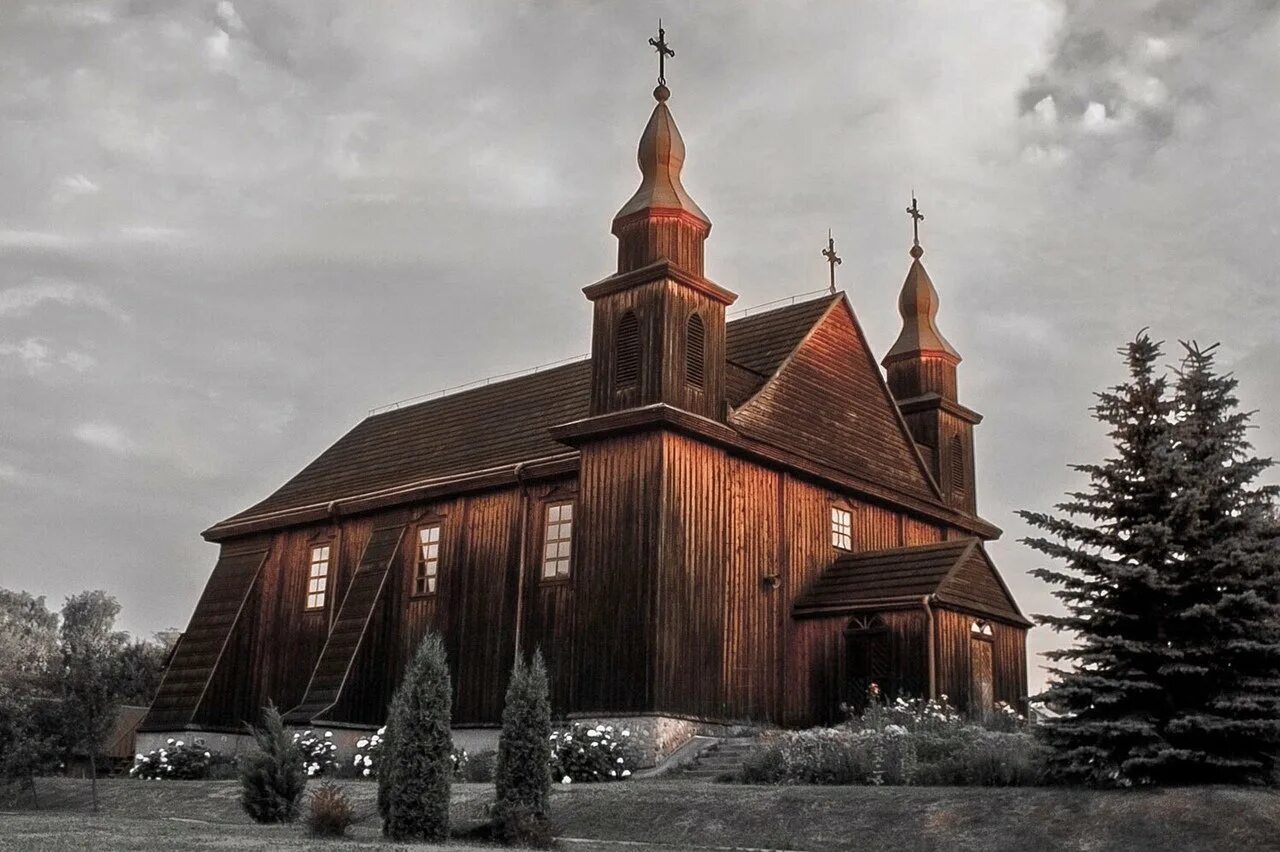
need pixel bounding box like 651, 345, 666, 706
493, 650, 553, 845
239, 702, 306, 823
379, 632, 452, 842
1146, 342, 1280, 784
1020, 333, 1180, 785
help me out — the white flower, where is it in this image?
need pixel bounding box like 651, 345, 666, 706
561, 775, 572, 784
175, 740, 184, 747
364, 756, 373, 767
616, 757, 624, 764
356, 738, 369, 749
324, 731, 332, 738
166, 738, 175, 745
621, 770, 631, 777
362, 768, 371, 777
135, 753, 144, 760
621, 730, 631, 737
587, 729, 600, 738
204, 752, 211, 758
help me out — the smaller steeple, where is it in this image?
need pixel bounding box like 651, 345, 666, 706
884, 195, 960, 399
882, 195, 980, 515
612, 23, 711, 276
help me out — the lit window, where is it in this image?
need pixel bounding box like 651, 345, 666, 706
831, 506, 852, 550
542, 501, 574, 580
306, 544, 330, 610
414, 525, 441, 596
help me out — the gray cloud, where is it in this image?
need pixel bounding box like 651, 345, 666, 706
1, 1, 1277, 690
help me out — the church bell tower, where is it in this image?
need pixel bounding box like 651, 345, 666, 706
883, 197, 982, 514
582, 24, 736, 421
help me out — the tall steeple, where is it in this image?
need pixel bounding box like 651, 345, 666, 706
581, 23, 735, 421
882, 196, 980, 513
610, 25, 711, 276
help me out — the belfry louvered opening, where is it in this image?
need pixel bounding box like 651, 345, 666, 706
686, 313, 706, 389
949, 434, 965, 493
616, 311, 640, 389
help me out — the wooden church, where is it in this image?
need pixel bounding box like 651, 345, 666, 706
142, 43, 1029, 742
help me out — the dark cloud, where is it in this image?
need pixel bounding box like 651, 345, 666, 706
1, 1, 1277, 692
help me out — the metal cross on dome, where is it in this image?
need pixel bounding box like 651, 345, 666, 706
822, 230, 842, 294
649, 20, 674, 86
906, 193, 925, 247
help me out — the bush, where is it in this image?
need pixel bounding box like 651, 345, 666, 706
351, 726, 385, 778
550, 722, 633, 783
462, 749, 498, 782
494, 652, 553, 845
306, 781, 355, 838
742, 695, 1046, 787
239, 703, 307, 823
130, 737, 214, 780
292, 729, 338, 777
379, 632, 452, 842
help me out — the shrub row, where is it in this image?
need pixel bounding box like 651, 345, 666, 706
742, 696, 1047, 787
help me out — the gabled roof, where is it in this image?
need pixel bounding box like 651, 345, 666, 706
212, 296, 839, 534
792, 539, 1031, 626
729, 295, 943, 504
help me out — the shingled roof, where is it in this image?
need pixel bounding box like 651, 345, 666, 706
214, 296, 836, 532
793, 539, 1031, 626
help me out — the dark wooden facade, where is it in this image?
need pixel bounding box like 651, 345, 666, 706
143, 79, 1029, 736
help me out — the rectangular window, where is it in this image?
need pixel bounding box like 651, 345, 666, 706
831, 507, 852, 550
414, 524, 441, 596
306, 544, 331, 610
542, 501, 574, 580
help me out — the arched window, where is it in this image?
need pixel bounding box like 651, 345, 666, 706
616, 312, 640, 389
685, 313, 706, 389
970, 620, 993, 637
950, 434, 966, 493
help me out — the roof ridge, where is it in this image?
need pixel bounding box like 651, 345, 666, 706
834, 538, 973, 562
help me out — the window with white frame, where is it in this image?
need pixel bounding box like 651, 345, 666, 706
542, 501, 574, 580
306, 544, 331, 610
831, 506, 853, 550
414, 524, 441, 596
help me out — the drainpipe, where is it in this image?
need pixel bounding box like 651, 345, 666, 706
512, 462, 531, 666
921, 595, 937, 700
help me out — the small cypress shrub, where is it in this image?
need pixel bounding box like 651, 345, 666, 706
306, 781, 355, 838
379, 632, 453, 842
239, 703, 307, 823
493, 650, 553, 846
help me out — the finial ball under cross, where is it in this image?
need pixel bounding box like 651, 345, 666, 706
906, 194, 925, 257
649, 20, 674, 92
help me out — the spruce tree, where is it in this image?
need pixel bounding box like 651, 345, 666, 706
1020, 333, 1180, 785
494, 650, 553, 845
239, 703, 307, 823
1147, 342, 1280, 784
379, 632, 452, 842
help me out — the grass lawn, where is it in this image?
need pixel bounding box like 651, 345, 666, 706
3, 777, 1279, 851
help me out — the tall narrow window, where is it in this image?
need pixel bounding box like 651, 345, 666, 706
950, 434, 966, 492
542, 501, 574, 580
686, 313, 706, 389
414, 524, 441, 596
831, 506, 853, 550
616, 312, 640, 389
306, 544, 330, 610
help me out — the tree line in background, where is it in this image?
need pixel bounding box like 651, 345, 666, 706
1023, 335, 1280, 786
0, 589, 175, 809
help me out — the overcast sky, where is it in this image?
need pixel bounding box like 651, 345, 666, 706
2, 1, 1278, 692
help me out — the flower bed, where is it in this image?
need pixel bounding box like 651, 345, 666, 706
550, 723, 634, 783
130, 738, 214, 780
742, 696, 1046, 786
